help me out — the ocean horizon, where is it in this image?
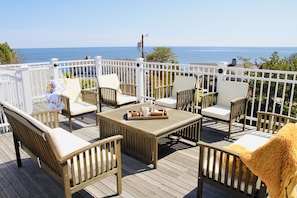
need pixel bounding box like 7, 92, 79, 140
15, 46, 297, 65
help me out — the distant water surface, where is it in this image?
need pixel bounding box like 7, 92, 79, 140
15, 46, 297, 64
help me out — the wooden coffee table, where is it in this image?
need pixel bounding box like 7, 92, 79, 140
97, 104, 202, 168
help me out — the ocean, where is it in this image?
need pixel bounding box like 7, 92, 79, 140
14, 46, 297, 64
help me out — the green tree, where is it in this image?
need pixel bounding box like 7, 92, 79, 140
243, 51, 297, 117
146, 47, 178, 63
0, 42, 19, 64
257, 51, 297, 71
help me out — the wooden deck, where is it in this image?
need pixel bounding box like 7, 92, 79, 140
0, 103, 254, 198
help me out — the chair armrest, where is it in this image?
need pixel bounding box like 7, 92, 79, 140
120, 84, 137, 96
55, 135, 123, 187
198, 142, 261, 193
81, 90, 98, 105
201, 92, 218, 108
31, 110, 59, 128
154, 85, 173, 99
176, 88, 195, 110
230, 97, 248, 120
58, 135, 123, 164
60, 94, 70, 115
98, 87, 118, 105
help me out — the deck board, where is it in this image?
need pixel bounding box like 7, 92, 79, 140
0, 103, 255, 197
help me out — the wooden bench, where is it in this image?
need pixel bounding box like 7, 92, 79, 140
2, 101, 123, 198
198, 111, 297, 197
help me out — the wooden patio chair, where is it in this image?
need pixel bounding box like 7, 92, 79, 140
198, 111, 297, 198
154, 75, 197, 111
60, 78, 98, 132
97, 73, 137, 112
201, 80, 249, 139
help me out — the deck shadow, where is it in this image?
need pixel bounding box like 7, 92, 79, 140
0, 158, 94, 198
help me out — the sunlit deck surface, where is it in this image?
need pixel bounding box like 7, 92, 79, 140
0, 103, 255, 198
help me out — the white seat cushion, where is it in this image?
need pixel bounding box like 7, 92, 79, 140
116, 94, 137, 105
69, 102, 97, 116
154, 96, 177, 109
201, 104, 230, 121
232, 130, 275, 151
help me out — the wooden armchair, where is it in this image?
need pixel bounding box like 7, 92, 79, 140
97, 74, 137, 112
201, 80, 249, 139
60, 78, 98, 132
198, 111, 297, 197
154, 75, 197, 110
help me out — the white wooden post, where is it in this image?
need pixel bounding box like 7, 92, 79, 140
20, 65, 33, 114
217, 62, 228, 92
50, 58, 59, 79
136, 58, 144, 103
95, 56, 102, 76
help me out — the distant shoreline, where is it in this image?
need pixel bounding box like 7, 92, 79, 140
15, 46, 297, 64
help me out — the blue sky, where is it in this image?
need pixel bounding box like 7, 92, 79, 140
1, 0, 297, 48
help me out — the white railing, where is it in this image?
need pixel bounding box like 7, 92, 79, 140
1, 57, 297, 133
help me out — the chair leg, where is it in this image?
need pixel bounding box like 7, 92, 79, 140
228, 121, 232, 139
69, 117, 72, 132
99, 102, 102, 112
13, 134, 22, 167
243, 116, 246, 131
116, 171, 122, 195
197, 177, 203, 198
95, 113, 99, 126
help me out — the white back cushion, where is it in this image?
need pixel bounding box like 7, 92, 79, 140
2, 102, 52, 134
97, 74, 120, 91
172, 75, 196, 97
217, 81, 249, 107
62, 78, 82, 103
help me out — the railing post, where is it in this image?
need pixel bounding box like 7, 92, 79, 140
20, 65, 33, 114
50, 58, 59, 80
217, 62, 228, 92
95, 56, 102, 76
136, 58, 144, 103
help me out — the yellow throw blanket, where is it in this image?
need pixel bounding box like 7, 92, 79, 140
240, 123, 297, 198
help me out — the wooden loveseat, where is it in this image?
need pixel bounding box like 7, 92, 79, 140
198, 111, 297, 197
2, 101, 123, 198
